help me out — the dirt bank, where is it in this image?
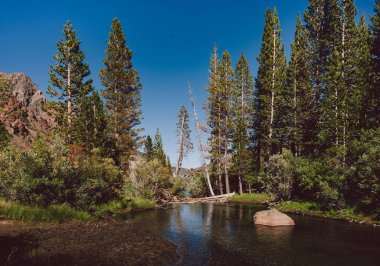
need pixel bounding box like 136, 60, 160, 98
0, 219, 179, 265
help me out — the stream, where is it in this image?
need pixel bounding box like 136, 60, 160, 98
133, 203, 380, 265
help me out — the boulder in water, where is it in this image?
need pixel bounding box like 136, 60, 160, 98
253, 209, 295, 226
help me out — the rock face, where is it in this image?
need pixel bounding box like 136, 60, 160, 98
0, 72, 55, 148
253, 209, 295, 226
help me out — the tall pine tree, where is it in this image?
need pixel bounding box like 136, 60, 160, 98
217, 50, 234, 194
48, 21, 93, 141
285, 14, 313, 156
100, 18, 143, 169
231, 53, 254, 194
254, 8, 286, 171
369, 0, 380, 127
206, 44, 224, 194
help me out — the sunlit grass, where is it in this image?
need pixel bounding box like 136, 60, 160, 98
0, 199, 90, 222
93, 197, 155, 218
230, 193, 273, 204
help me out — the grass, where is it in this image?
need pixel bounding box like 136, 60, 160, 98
275, 201, 378, 224
93, 197, 155, 218
0, 200, 90, 222
0, 197, 155, 222
229, 193, 379, 225
229, 193, 273, 204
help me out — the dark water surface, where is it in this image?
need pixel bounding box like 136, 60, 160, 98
133, 203, 380, 266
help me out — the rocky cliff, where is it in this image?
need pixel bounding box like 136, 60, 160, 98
0, 72, 55, 148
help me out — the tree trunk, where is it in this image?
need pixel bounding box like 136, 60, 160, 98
269, 28, 276, 148
67, 63, 72, 127
174, 113, 185, 177
189, 85, 215, 196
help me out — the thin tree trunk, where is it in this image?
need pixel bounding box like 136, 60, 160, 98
175, 113, 185, 177
269, 28, 276, 148
224, 115, 230, 194
67, 63, 72, 127
189, 84, 215, 196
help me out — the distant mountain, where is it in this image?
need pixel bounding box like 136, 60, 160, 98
0, 72, 55, 148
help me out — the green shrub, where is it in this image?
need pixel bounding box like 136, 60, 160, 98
126, 159, 182, 201
258, 149, 294, 200
0, 137, 123, 211
346, 129, 380, 217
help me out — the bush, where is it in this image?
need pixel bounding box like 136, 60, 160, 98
126, 159, 182, 201
259, 149, 294, 200
346, 129, 380, 217
186, 169, 208, 197
0, 136, 123, 210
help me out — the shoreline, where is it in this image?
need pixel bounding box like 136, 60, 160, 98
228, 194, 380, 226
0, 219, 179, 265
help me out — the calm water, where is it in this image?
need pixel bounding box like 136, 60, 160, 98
134, 203, 380, 266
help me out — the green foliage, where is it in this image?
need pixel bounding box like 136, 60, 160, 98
144, 135, 154, 161
48, 20, 93, 137
346, 128, 380, 217
93, 197, 155, 217
230, 193, 272, 204
254, 8, 287, 171
126, 159, 182, 201
231, 53, 254, 194
0, 136, 122, 211
73, 91, 110, 155
100, 18, 143, 167
258, 149, 294, 200
186, 169, 208, 197
0, 122, 10, 148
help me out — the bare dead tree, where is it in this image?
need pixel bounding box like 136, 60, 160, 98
189, 83, 215, 196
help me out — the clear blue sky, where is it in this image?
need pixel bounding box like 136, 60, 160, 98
0, 0, 375, 168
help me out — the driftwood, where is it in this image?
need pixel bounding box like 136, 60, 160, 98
171, 192, 236, 204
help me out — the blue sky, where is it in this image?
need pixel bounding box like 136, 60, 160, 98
0, 0, 375, 168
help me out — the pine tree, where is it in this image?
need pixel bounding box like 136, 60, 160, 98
48, 21, 93, 139
73, 91, 108, 153
100, 18, 143, 169
206, 44, 223, 194
303, 0, 341, 155
254, 8, 286, 172
358, 15, 374, 129
369, 0, 380, 127
218, 50, 234, 194
174, 106, 193, 177
153, 129, 168, 167
144, 135, 154, 161
231, 53, 254, 194
286, 14, 313, 156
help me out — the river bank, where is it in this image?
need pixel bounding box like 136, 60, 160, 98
229, 193, 380, 226
0, 219, 179, 265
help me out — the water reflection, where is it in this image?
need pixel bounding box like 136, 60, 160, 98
135, 204, 380, 266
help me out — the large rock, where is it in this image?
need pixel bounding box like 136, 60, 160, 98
0, 72, 55, 148
253, 209, 295, 226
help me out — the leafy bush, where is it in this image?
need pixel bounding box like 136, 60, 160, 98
0, 136, 123, 210
186, 169, 208, 197
259, 149, 294, 200
126, 159, 182, 201
346, 129, 380, 217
